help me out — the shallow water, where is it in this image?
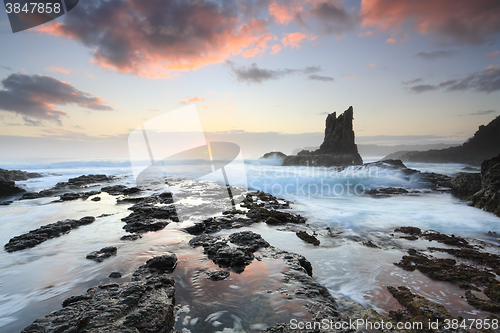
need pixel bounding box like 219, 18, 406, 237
0, 158, 499, 332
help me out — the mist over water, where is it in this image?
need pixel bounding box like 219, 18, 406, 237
0, 157, 498, 332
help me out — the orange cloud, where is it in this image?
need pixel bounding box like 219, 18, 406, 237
281, 32, 307, 49
386, 37, 396, 44
269, 0, 302, 25
344, 75, 360, 79
179, 96, 206, 104
361, 0, 500, 45
45, 66, 70, 74
484, 51, 499, 58
271, 44, 282, 54
37, 1, 275, 78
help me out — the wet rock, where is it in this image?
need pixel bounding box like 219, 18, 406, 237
422, 231, 471, 248
120, 234, 142, 241
4, 216, 96, 252
283, 106, 363, 167
20, 174, 112, 200
429, 247, 500, 270
0, 168, 43, 182
229, 231, 270, 251
0, 180, 25, 197
145, 253, 177, 271
91, 196, 101, 201
86, 246, 117, 262
241, 191, 293, 210
465, 290, 500, 312
121, 201, 178, 233
206, 270, 230, 281
0, 200, 13, 205
395, 226, 422, 235
58, 190, 101, 201
189, 232, 268, 273
108, 271, 122, 278
296, 231, 320, 246
472, 154, 500, 217
387, 286, 455, 331
21, 255, 176, 333
367, 187, 409, 197
362, 240, 379, 248
451, 172, 481, 200
101, 185, 142, 196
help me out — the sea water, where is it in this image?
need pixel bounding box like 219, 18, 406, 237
0, 157, 498, 332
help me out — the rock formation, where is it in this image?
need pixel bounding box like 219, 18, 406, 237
472, 154, 500, 217
385, 115, 500, 165
282, 106, 363, 167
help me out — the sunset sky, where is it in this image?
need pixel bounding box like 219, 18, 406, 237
0, 0, 499, 158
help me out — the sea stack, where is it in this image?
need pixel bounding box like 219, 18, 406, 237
283, 106, 363, 167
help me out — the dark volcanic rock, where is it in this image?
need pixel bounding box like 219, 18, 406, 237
451, 172, 481, 200
108, 271, 122, 278
260, 151, 287, 159
189, 232, 268, 273
282, 106, 363, 167
101, 185, 142, 196
0, 168, 43, 182
4, 216, 96, 252
86, 246, 117, 262
206, 270, 230, 281
121, 195, 178, 234
120, 234, 142, 241
296, 231, 320, 246
385, 115, 500, 165
472, 154, 500, 217
58, 190, 101, 201
21, 255, 176, 333
0, 180, 25, 197
20, 174, 112, 200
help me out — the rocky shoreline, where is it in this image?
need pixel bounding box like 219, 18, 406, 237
1, 160, 500, 333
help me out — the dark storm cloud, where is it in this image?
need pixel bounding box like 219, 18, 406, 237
0, 73, 112, 124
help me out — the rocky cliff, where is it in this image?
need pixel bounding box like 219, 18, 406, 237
472, 154, 500, 217
282, 106, 363, 167
385, 115, 500, 165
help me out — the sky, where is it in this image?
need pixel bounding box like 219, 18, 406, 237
0, 0, 500, 159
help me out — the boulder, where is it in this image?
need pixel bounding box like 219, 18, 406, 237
451, 172, 481, 200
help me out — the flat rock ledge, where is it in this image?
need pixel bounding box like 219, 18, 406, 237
21, 254, 177, 333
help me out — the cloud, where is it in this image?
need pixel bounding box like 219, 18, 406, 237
1, 66, 11, 71
179, 96, 206, 104
386, 37, 396, 44
37, 0, 274, 78
415, 50, 455, 60
6, 116, 43, 127
407, 66, 500, 93
281, 32, 307, 49
410, 84, 439, 93
344, 75, 360, 79
45, 66, 70, 74
361, 0, 500, 45
0, 73, 112, 124
308, 74, 334, 82
469, 110, 497, 116
227, 61, 328, 84
367, 63, 378, 67
147, 108, 159, 111
268, 0, 358, 36
227, 61, 297, 83
302, 66, 321, 74
271, 44, 282, 54
484, 51, 499, 58
402, 78, 422, 85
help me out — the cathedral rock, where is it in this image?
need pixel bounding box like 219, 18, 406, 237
282, 106, 363, 167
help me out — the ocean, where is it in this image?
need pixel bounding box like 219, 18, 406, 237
0, 157, 498, 332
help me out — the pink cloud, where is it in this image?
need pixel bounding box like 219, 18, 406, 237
271, 44, 282, 54
37, 1, 276, 78
179, 96, 206, 104
281, 32, 307, 49
484, 51, 499, 58
45, 66, 70, 74
361, 0, 500, 45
